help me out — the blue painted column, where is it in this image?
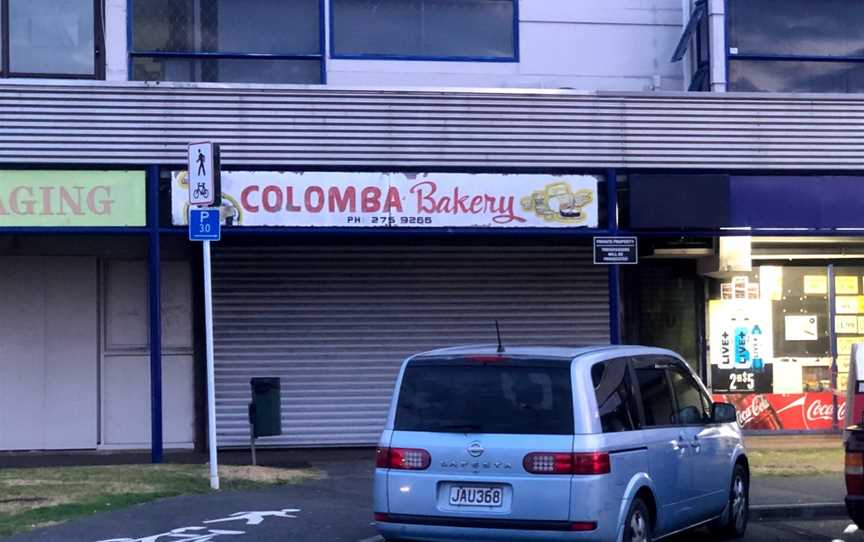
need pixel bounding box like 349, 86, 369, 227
147, 165, 164, 463
606, 169, 621, 344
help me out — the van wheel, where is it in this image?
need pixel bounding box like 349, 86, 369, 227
623, 497, 652, 542
710, 463, 749, 538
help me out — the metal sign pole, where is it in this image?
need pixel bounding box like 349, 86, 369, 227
203, 239, 220, 490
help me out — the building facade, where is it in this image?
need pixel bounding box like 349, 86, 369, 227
0, 0, 861, 454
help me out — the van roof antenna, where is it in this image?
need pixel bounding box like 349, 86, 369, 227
495, 320, 505, 353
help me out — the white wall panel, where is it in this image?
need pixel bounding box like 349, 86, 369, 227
0, 258, 47, 450
104, 0, 129, 81
0, 257, 97, 451
43, 259, 98, 449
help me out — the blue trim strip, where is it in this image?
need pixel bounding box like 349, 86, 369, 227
512, 0, 520, 63
606, 169, 621, 345
724, 0, 730, 91
130, 51, 323, 60
0, 227, 149, 235
158, 226, 615, 237
126, 0, 133, 79
328, 0, 518, 63
319, 0, 327, 84
730, 53, 864, 63
147, 165, 163, 464
330, 53, 518, 63
608, 266, 621, 344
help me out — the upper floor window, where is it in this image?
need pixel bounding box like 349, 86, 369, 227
331, 0, 517, 61
1, 0, 102, 78
671, 0, 710, 91
130, 0, 323, 84
728, 0, 864, 92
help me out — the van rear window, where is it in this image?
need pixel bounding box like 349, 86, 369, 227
394, 364, 574, 435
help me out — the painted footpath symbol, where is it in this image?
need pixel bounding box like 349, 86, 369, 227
94, 509, 301, 542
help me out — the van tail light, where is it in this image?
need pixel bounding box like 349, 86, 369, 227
846, 451, 864, 495
523, 452, 610, 475
570, 521, 598, 531
376, 447, 431, 470
376, 447, 390, 468
374, 512, 391, 522
573, 452, 611, 475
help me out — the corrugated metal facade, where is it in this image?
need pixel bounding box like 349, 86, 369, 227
212, 241, 608, 446
1, 82, 863, 169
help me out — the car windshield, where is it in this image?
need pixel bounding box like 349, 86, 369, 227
394, 362, 574, 435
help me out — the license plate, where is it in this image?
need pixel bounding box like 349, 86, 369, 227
448, 485, 504, 507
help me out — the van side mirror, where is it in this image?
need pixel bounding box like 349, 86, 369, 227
712, 402, 737, 424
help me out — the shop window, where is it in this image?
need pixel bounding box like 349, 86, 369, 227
331, 0, 517, 61
728, 0, 864, 92
1, 0, 103, 78
130, 0, 323, 84
670, 0, 710, 92
591, 359, 641, 433
708, 264, 864, 431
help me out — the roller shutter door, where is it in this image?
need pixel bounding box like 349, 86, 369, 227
212, 240, 609, 447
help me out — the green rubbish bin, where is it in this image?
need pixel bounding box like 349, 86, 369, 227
249, 377, 282, 438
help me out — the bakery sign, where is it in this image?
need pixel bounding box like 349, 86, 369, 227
171, 171, 599, 228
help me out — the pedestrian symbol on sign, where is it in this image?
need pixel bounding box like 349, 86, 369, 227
187, 141, 221, 207
197, 149, 206, 176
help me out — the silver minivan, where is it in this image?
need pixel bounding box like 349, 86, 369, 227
373, 345, 748, 542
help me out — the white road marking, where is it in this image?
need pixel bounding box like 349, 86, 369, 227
357, 536, 384, 542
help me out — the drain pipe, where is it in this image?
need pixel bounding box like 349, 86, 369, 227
709, 0, 727, 92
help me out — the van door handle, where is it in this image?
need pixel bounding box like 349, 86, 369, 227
690, 436, 701, 452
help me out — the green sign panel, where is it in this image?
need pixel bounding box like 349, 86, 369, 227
0, 170, 146, 227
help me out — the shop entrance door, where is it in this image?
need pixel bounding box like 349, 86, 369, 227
624, 261, 704, 375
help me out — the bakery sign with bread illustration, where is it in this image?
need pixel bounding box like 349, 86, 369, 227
520, 182, 595, 224
171, 171, 599, 229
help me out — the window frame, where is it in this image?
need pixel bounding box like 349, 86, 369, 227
328, 0, 520, 63
1, 0, 104, 79
725, 0, 864, 92
126, 0, 327, 84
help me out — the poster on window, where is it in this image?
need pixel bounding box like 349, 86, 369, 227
711, 365, 773, 394
709, 299, 774, 372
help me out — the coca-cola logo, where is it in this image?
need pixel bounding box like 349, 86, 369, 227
806, 399, 846, 422
737, 395, 770, 426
